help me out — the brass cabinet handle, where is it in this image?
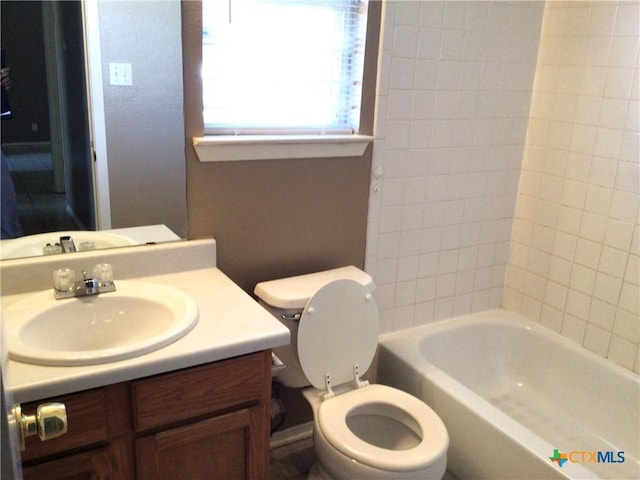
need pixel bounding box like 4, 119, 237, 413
12, 402, 67, 451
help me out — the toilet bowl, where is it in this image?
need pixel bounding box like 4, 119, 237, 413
255, 267, 449, 480
305, 384, 448, 479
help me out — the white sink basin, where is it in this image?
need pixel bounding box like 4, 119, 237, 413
0, 230, 138, 259
3, 280, 199, 366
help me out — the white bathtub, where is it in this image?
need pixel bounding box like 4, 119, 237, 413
377, 309, 639, 480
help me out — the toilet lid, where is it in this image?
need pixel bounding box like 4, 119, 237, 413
297, 279, 379, 390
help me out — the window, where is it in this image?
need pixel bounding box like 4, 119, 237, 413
201, 0, 369, 136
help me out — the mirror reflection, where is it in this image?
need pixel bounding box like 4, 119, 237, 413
0, 225, 181, 260
1, 0, 187, 258
2, 1, 94, 238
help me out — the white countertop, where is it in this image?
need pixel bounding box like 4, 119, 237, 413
1, 240, 290, 403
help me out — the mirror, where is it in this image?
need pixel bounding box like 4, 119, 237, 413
0, 0, 188, 259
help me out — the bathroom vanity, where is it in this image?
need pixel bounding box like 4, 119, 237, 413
19, 351, 271, 479
1, 239, 290, 479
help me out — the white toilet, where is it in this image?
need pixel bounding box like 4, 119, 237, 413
255, 266, 449, 480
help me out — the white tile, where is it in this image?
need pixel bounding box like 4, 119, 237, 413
455, 270, 475, 295
588, 4, 617, 37
416, 277, 436, 303
561, 179, 587, 209
607, 335, 637, 371
556, 206, 582, 235
548, 256, 572, 287
541, 304, 563, 333
397, 255, 419, 282
395, 280, 417, 306
553, 231, 578, 261
589, 157, 618, 188
378, 232, 400, 259
390, 58, 416, 90
574, 96, 602, 126
418, 252, 439, 278
613, 307, 640, 343
434, 296, 454, 320
615, 161, 639, 194
443, 2, 466, 30
619, 281, 640, 315
609, 36, 639, 68
609, 190, 639, 222
584, 184, 613, 216
399, 229, 422, 256
393, 304, 416, 331
614, 2, 640, 36
561, 313, 587, 344
524, 271, 546, 300
593, 272, 622, 306
393, 25, 419, 59
421, 227, 442, 253
624, 254, 639, 286
379, 205, 403, 233
544, 281, 568, 311
570, 264, 597, 295
599, 246, 628, 279
565, 152, 592, 182
593, 127, 623, 159
416, 28, 442, 60
436, 273, 457, 299
566, 288, 592, 320
414, 301, 435, 325
598, 98, 629, 129
453, 293, 473, 316
388, 90, 413, 120
579, 212, 607, 243
402, 204, 424, 231
574, 238, 602, 270
604, 67, 635, 99
419, 3, 444, 29
583, 322, 612, 357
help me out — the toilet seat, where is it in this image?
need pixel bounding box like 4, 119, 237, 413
318, 384, 448, 472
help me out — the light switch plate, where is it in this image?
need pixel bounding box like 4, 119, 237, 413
109, 63, 132, 86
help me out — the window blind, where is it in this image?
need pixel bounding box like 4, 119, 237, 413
202, 0, 368, 135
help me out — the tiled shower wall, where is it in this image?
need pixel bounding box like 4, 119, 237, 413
504, 1, 640, 372
366, 2, 544, 331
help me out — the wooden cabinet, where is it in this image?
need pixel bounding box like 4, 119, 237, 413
20, 351, 271, 480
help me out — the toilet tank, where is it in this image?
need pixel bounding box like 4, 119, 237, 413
254, 266, 375, 388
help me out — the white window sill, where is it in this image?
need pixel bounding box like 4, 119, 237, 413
192, 134, 374, 162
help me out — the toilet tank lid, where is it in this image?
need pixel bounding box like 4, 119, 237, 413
254, 266, 375, 309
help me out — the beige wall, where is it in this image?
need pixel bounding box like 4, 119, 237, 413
181, 2, 381, 294
505, 0, 639, 373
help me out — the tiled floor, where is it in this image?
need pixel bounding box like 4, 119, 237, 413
2, 144, 78, 236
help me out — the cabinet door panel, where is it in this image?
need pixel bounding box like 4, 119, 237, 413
22, 448, 112, 480
20, 389, 108, 462
136, 409, 251, 480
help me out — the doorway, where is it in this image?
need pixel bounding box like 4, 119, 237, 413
1, 0, 95, 236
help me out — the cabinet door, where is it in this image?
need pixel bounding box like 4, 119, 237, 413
136, 408, 266, 480
22, 448, 113, 480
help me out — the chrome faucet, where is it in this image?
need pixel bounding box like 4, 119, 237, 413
53, 264, 116, 300
43, 236, 77, 255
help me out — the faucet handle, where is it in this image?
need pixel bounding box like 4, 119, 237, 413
93, 263, 114, 286
53, 269, 75, 292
